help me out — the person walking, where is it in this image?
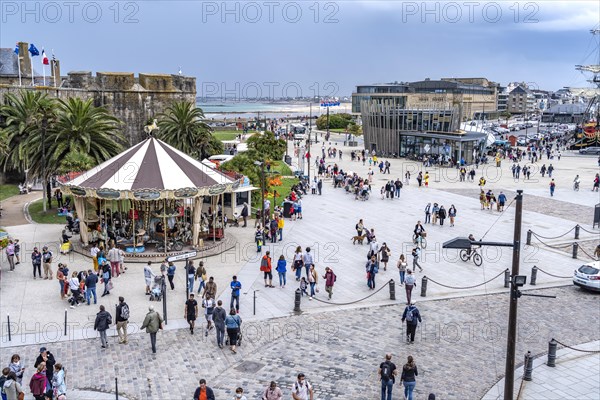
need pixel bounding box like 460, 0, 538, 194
438, 205, 447, 226
213, 300, 227, 348
68, 272, 82, 308
293, 246, 304, 281
100, 261, 112, 297
230, 276, 241, 313
448, 205, 456, 226
85, 269, 98, 305
308, 265, 318, 299
317, 179, 323, 195
262, 381, 283, 400
193, 379, 216, 400
51, 364, 67, 400
424, 203, 431, 224
196, 261, 207, 295
401, 302, 422, 344
291, 373, 313, 400
225, 309, 242, 354
277, 216, 284, 241
107, 244, 120, 278
276, 255, 287, 288
187, 261, 196, 293
116, 296, 130, 344
397, 254, 407, 285
379, 243, 391, 271
93, 305, 112, 348
378, 354, 398, 400
140, 305, 163, 354
303, 247, 314, 280
400, 356, 419, 400
203, 295, 216, 336
166, 262, 176, 290
404, 270, 416, 304
31, 247, 42, 279
5, 240, 15, 271
29, 363, 48, 400
42, 246, 53, 280
241, 203, 249, 227
322, 267, 336, 300
144, 262, 155, 295
550, 179, 556, 196
260, 251, 274, 288
204, 276, 217, 299
366, 255, 379, 290
412, 247, 422, 272
185, 293, 198, 335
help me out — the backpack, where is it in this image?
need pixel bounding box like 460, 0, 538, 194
406, 307, 415, 322
120, 304, 130, 320
107, 313, 113, 325
381, 361, 392, 381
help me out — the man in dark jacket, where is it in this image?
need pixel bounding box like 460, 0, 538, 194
193, 378, 215, 400
212, 300, 227, 349
34, 347, 55, 383
116, 296, 130, 344
401, 302, 422, 344
94, 305, 112, 348
241, 203, 249, 227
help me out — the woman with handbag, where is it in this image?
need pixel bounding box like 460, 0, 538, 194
225, 309, 242, 354
397, 254, 407, 285
379, 243, 391, 271
3, 371, 24, 400
101, 261, 112, 297
292, 246, 304, 282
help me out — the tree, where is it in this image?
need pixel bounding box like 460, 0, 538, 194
157, 101, 216, 159
316, 113, 353, 130
57, 150, 95, 174
347, 122, 362, 140
246, 131, 286, 162
500, 111, 512, 124
0, 91, 57, 175
43, 98, 123, 177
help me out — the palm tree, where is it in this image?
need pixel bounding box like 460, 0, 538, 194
157, 101, 214, 158
57, 150, 95, 174
0, 91, 57, 174
43, 98, 124, 178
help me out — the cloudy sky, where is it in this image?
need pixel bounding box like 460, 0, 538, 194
2, 1, 599, 98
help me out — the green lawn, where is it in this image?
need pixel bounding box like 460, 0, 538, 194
28, 199, 67, 224
329, 128, 348, 133
212, 131, 241, 141
268, 160, 293, 177
269, 177, 299, 207
0, 184, 19, 201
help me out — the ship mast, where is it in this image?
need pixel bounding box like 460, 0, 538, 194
574, 29, 600, 145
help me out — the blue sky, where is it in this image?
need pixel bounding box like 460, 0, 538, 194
1, 1, 598, 98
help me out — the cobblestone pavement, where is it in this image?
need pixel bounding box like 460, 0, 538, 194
1, 286, 598, 399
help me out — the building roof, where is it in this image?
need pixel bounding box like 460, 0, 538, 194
545, 103, 586, 114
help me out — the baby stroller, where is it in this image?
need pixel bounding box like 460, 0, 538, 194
225, 329, 243, 346
149, 276, 163, 301
68, 289, 85, 307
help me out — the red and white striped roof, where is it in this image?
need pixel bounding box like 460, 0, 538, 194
65, 137, 234, 191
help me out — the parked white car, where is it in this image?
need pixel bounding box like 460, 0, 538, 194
573, 261, 600, 292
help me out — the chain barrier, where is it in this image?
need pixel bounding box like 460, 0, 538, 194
310, 279, 393, 306
529, 235, 571, 250
579, 226, 600, 235
553, 338, 600, 354
535, 267, 571, 279
577, 245, 599, 261
425, 269, 507, 290
530, 226, 575, 241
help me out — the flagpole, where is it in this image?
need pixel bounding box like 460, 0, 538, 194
43, 64, 46, 86
17, 55, 22, 86
30, 56, 34, 86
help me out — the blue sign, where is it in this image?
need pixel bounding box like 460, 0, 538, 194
320, 101, 340, 107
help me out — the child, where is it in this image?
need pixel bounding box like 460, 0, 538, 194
300, 277, 308, 296
255, 227, 263, 252
233, 387, 247, 400
8, 354, 24, 384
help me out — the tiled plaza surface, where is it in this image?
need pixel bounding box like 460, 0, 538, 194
0, 286, 598, 399
1, 136, 599, 399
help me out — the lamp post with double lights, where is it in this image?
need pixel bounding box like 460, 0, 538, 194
253, 160, 266, 230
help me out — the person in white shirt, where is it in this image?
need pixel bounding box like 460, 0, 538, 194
291, 373, 313, 400
91, 244, 100, 271
302, 247, 313, 280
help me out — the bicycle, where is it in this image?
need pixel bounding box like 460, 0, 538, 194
460, 247, 483, 266
412, 233, 427, 249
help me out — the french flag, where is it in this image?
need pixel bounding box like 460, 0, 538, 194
42, 49, 49, 65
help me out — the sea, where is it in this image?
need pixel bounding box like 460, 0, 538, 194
198, 101, 351, 120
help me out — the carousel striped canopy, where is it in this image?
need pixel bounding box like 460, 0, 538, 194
64, 137, 235, 194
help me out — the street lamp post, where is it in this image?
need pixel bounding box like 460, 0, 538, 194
442, 190, 524, 400
254, 161, 266, 230
41, 117, 48, 212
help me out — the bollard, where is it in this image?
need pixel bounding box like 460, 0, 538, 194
64, 309, 67, 336
547, 339, 557, 367
526, 230, 532, 245
523, 351, 533, 381
253, 290, 257, 316
575, 224, 580, 240
294, 289, 302, 313
504, 269, 510, 288
530, 266, 538, 285
572, 243, 578, 259
7, 314, 11, 342
115, 377, 119, 400
420, 276, 428, 297
389, 279, 396, 300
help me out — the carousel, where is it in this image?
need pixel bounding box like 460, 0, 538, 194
60, 136, 242, 255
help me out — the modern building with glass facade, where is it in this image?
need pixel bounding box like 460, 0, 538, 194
360, 101, 487, 164
352, 78, 499, 120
